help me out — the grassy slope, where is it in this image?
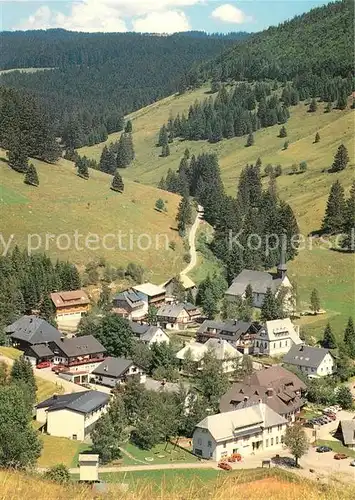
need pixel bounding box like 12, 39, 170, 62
80, 87, 355, 340
0, 153, 185, 282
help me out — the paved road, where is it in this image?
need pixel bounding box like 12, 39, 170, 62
0, 354, 86, 394
179, 206, 203, 277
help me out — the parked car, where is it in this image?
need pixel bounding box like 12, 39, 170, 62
324, 412, 336, 420
51, 364, 66, 373
316, 446, 332, 453
350, 460, 355, 467
36, 361, 51, 369
218, 461, 232, 471
334, 453, 348, 460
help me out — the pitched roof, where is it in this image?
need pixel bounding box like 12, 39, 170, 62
5, 315, 62, 345
283, 344, 333, 369
157, 303, 186, 318
338, 420, 355, 445
92, 356, 134, 379
132, 283, 166, 297
50, 290, 89, 308
176, 338, 242, 362
52, 335, 105, 357
36, 390, 109, 414
247, 365, 306, 390
113, 290, 144, 307
197, 320, 257, 340
226, 269, 278, 296
196, 403, 287, 442
162, 275, 196, 290
128, 321, 164, 342
260, 318, 303, 344
25, 344, 54, 358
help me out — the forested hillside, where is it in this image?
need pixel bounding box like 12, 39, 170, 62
192, 0, 353, 84
0, 30, 243, 148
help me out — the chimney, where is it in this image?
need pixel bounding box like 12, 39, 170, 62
53, 394, 58, 400
243, 396, 249, 402
266, 388, 273, 397
60, 337, 65, 342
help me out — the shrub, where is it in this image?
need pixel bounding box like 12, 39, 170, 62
44, 464, 70, 484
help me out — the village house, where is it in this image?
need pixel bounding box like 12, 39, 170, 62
335, 420, 355, 450
112, 289, 147, 321
193, 402, 287, 461
5, 315, 62, 352
196, 320, 261, 354
36, 390, 109, 440
162, 275, 197, 302
131, 283, 166, 308
254, 318, 303, 357
156, 303, 201, 330
91, 356, 146, 387
283, 344, 336, 378
220, 366, 306, 421
50, 290, 90, 331
225, 253, 294, 313
176, 338, 242, 374
128, 321, 170, 345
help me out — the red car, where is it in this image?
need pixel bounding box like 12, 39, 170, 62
218, 462, 232, 471
334, 453, 348, 460
36, 361, 51, 369
51, 364, 66, 373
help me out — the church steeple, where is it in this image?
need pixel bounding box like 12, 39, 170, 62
277, 234, 287, 280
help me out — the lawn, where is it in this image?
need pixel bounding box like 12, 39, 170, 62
0, 184, 29, 204
188, 222, 224, 285
315, 439, 355, 459
37, 434, 91, 468
120, 441, 199, 466
0, 346, 22, 359
35, 378, 64, 402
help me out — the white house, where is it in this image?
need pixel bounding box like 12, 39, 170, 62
254, 318, 303, 357
283, 344, 336, 378
193, 402, 287, 461
91, 356, 146, 387
176, 338, 242, 373
36, 391, 109, 441
129, 321, 170, 345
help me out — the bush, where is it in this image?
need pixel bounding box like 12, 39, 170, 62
283, 140, 289, 150
299, 161, 307, 173
183, 253, 191, 263
44, 464, 70, 484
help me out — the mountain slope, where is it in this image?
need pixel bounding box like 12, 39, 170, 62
0, 152, 184, 282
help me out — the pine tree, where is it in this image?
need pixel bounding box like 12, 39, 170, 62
246, 132, 254, 147
158, 124, 168, 147
322, 322, 337, 349
275, 164, 282, 177
155, 198, 165, 211
330, 144, 349, 172
111, 170, 124, 192
341, 181, 355, 252
314, 132, 320, 143
116, 134, 133, 168
260, 288, 281, 321
321, 180, 346, 233
343, 317, 355, 359
24, 164, 39, 186
124, 120, 132, 133
99, 145, 116, 174
336, 89, 347, 110
308, 98, 317, 112
325, 101, 332, 113
244, 284, 253, 308
161, 144, 170, 157
176, 196, 192, 235
310, 288, 320, 314
279, 126, 287, 138
8, 143, 29, 173
76, 157, 89, 179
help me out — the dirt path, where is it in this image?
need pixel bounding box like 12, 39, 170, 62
179, 206, 203, 278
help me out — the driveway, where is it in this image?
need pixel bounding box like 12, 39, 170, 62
179, 206, 203, 277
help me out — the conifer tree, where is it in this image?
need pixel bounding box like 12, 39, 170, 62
8, 143, 29, 173
279, 126, 287, 138
314, 132, 320, 143
158, 124, 168, 147
325, 101, 332, 113
76, 157, 89, 179
161, 144, 170, 157
260, 288, 281, 322
244, 284, 253, 308
308, 98, 317, 112
124, 120, 132, 133
283, 140, 289, 150
99, 145, 116, 174
341, 181, 355, 252
322, 323, 337, 349
330, 144, 349, 172
24, 164, 39, 186
111, 170, 124, 192
116, 134, 133, 168
176, 195, 192, 235
275, 164, 282, 177
246, 132, 254, 147
310, 288, 320, 314
343, 317, 355, 359
336, 89, 347, 110
321, 180, 346, 233
184, 148, 190, 160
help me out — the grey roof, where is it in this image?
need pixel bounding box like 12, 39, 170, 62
52, 335, 106, 357
5, 315, 62, 345
283, 344, 332, 369
36, 390, 109, 414
113, 290, 143, 304
26, 344, 54, 358
338, 420, 355, 445
157, 303, 186, 318
128, 321, 163, 342
197, 320, 256, 340
196, 403, 287, 442
92, 356, 134, 378
226, 269, 281, 296
144, 377, 188, 394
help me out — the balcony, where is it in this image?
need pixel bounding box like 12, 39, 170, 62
67, 356, 105, 367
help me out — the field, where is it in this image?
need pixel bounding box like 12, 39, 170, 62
37, 435, 90, 468
80, 86, 355, 342
0, 153, 185, 282
121, 442, 198, 466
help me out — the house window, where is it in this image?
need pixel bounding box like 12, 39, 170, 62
197, 438, 202, 446
276, 437, 279, 444
208, 441, 212, 448
281, 436, 284, 443
285, 340, 288, 346
271, 438, 274, 446
277, 425, 282, 431
265, 439, 269, 447
279, 342, 282, 348
223, 443, 227, 448
273, 343, 276, 348
264, 343, 267, 349
268, 428, 272, 434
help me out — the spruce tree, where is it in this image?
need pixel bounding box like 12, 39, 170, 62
176, 195, 192, 235
8, 143, 29, 173
343, 317, 355, 359
330, 144, 349, 172
325, 101, 332, 113
283, 141, 289, 150
336, 90, 347, 110
310, 288, 320, 314
260, 288, 280, 321
308, 98, 317, 112
314, 132, 320, 143
321, 180, 346, 233
161, 144, 170, 157
99, 145, 116, 174
244, 284, 253, 308
24, 164, 39, 186
322, 322, 337, 349
279, 126, 287, 138
116, 134, 133, 168
341, 181, 355, 252
124, 120, 132, 133
246, 132, 254, 147
111, 170, 124, 192
158, 125, 168, 147
76, 157, 89, 179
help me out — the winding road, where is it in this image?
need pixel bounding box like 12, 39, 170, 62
179, 205, 203, 278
